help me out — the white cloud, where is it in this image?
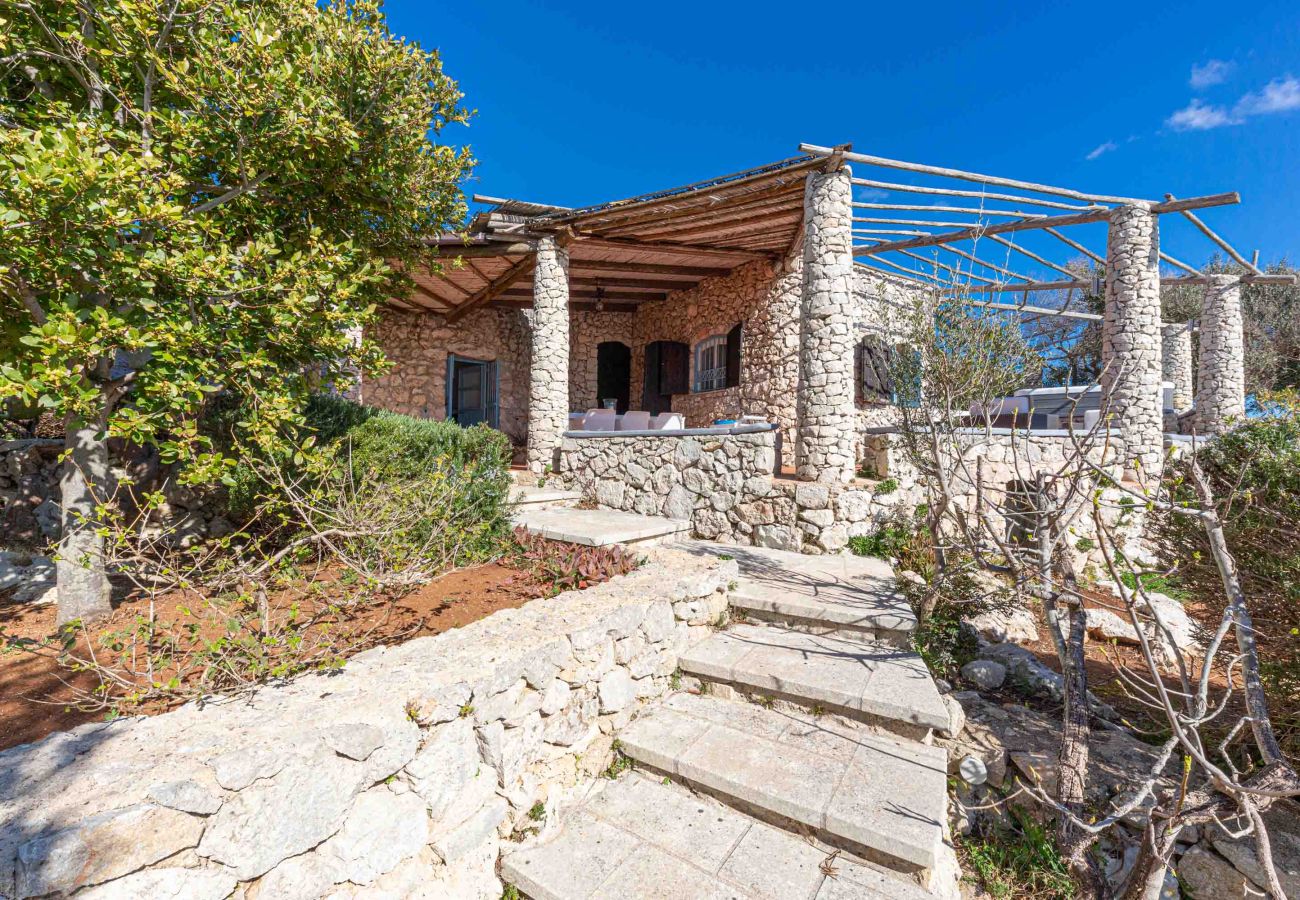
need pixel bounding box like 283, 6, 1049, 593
1190, 59, 1234, 89
1085, 140, 1117, 161
1166, 98, 1239, 131
854, 186, 889, 201
1234, 76, 1300, 116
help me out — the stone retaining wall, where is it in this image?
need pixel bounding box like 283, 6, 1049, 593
558, 431, 910, 554
0, 550, 737, 900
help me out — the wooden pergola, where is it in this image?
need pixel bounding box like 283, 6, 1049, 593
786, 143, 1295, 301
397, 143, 1293, 324
395, 155, 830, 320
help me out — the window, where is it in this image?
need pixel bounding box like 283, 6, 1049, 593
857, 337, 922, 408
692, 335, 728, 393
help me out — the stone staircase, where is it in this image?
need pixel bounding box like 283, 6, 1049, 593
502, 540, 959, 899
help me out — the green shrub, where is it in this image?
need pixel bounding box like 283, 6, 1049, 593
959, 807, 1077, 899
848, 526, 913, 560
873, 477, 899, 495
215, 393, 512, 567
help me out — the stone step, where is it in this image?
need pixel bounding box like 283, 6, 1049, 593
513, 507, 691, 547
508, 485, 583, 510
502, 771, 937, 900
678, 623, 951, 740
673, 541, 915, 645
616, 693, 949, 880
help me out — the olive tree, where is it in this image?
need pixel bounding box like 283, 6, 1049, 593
0, 0, 472, 622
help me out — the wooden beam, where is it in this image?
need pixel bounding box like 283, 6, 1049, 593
961, 280, 1085, 294
966, 299, 1102, 321
501, 287, 666, 302
418, 274, 473, 300
854, 216, 990, 229
567, 275, 697, 291
852, 177, 1102, 211
447, 254, 536, 323
492, 299, 639, 312
853, 202, 1047, 219
568, 259, 731, 277
984, 234, 1079, 280
851, 193, 1240, 257
431, 241, 534, 258
1044, 227, 1104, 265
894, 249, 1001, 285
571, 236, 765, 262
937, 243, 1032, 282
802, 143, 1149, 205
1164, 193, 1262, 275
408, 281, 454, 309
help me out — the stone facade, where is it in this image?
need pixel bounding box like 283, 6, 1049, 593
527, 237, 571, 474
364, 306, 532, 443
0, 550, 737, 900
568, 310, 637, 413
797, 166, 858, 484
1102, 204, 1164, 480
559, 431, 910, 554
1160, 321, 1195, 412
1196, 274, 1246, 434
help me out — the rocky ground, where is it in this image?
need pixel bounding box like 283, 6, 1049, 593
937, 586, 1298, 899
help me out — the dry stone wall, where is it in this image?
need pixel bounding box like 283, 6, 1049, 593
363, 306, 532, 444
0, 550, 737, 900
559, 432, 910, 554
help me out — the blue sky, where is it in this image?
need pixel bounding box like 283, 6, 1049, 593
386, 0, 1300, 271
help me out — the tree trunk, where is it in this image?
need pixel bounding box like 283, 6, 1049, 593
55, 418, 113, 625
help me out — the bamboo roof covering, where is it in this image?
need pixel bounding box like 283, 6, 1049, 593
396, 144, 1293, 319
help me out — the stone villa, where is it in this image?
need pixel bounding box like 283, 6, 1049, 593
359, 145, 1280, 552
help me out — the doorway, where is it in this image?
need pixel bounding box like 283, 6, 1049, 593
447, 355, 498, 427
596, 341, 632, 413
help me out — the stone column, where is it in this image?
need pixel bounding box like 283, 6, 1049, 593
1196, 274, 1245, 434
1101, 203, 1164, 480
795, 165, 857, 484
527, 236, 570, 474
1160, 322, 1194, 412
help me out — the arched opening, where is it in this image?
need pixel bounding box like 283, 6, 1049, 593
596, 341, 632, 413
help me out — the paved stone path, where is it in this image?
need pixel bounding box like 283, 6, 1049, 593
502, 532, 958, 899
514, 506, 692, 547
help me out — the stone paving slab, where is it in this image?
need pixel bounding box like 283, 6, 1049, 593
508, 485, 583, 508
617, 694, 948, 872
514, 507, 692, 547
679, 623, 950, 734
676, 541, 915, 640
501, 772, 935, 900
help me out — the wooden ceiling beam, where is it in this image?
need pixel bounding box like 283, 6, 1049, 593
491, 299, 639, 312
500, 287, 667, 302
408, 281, 454, 309
568, 259, 732, 277
447, 254, 536, 323
614, 211, 803, 245
568, 274, 697, 291
573, 235, 773, 260
430, 242, 533, 258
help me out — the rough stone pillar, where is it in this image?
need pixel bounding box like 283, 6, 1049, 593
1101, 204, 1164, 480
527, 236, 570, 474
795, 165, 857, 484
1196, 274, 1245, 434
1160, 322, 1194, 412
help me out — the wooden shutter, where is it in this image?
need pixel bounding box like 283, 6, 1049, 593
659, 341, 690, 396
725, 322, 743, 388
642, 342, 662, 411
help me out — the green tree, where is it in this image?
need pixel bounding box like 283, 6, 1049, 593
1, 0, 472, 623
